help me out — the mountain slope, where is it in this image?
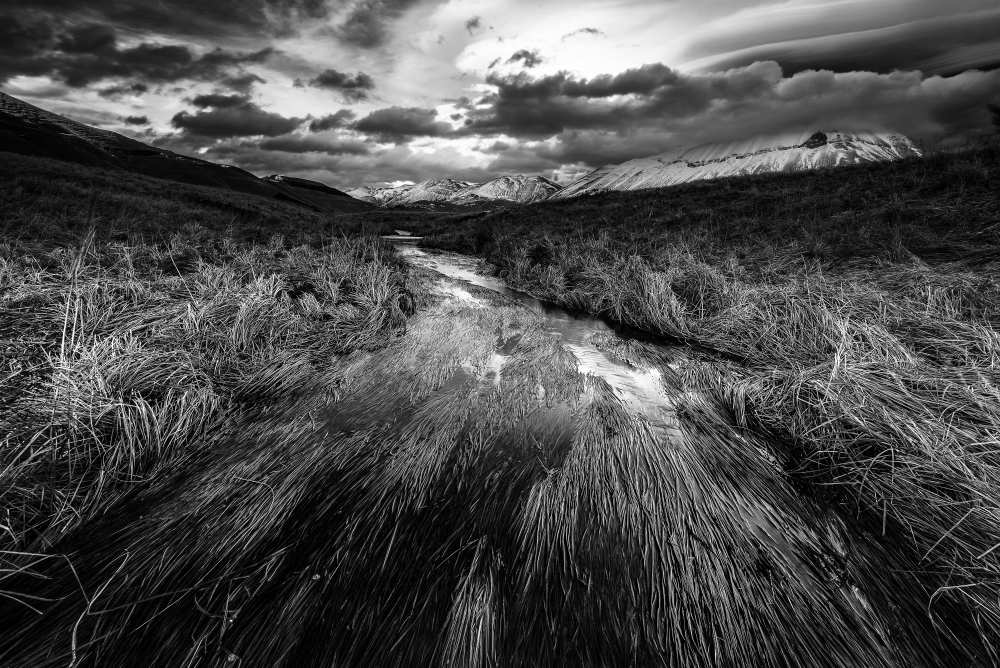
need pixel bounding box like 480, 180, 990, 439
261, 174, 367, 213
554, 131, 922, 199
454, 175, 562, 205
349, 179, 474, 207
0, 91, 370, 214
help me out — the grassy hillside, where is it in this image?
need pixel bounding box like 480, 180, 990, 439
0, 152, 388, 248
416, 146, 1000, 651
0, 92, 371, 215
421, 146, 999, 269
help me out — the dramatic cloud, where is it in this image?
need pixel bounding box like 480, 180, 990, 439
467, 62, 1000, 168
221, 73, 266, 93
305, 68, 375, 100
466, 62, 774, 136
685, 3, 1000, 75
353, 106, 452, 141
309, 110, 358, 132
98, 82, 149, 98
336, 0, 424, 48
259, 134, 370, 155
190, 93, 250, 109
171, 99, 303, 138
507, 50, 543, 68
2, 0, 329, 41
57, 24, 117, 54
0, 19, 275, 87
6, 0, 1000, 187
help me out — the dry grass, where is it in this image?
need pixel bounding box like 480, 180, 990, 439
2, 147, 999, 666
428, 198, 1000, 662
0, 226, 414, 553
2, 294, 989, 666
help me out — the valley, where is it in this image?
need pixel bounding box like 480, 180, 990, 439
1, 91, 998, 666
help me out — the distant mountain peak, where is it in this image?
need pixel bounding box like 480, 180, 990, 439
349, 174, 563, 208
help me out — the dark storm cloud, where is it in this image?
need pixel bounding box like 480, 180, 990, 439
336, 0, 424, 48
98, 82, 149, 98
171, 100, 304, 138
259, 134, 369, 154
465, 61, 1000, 166
190, 93, 251, 109
686, 5, 1000, 76
3, 0, 329, 41
309, 110, 357, 132
305, 68, 375, 101
70, 44, 271, 87
123, 115, 149, 125
0, 18, 276, 87
0, 14, 59, 81
507, 50, 542, 68
353, 106, 451, 141
0, 13, 54, 56
466, 63, 773, 136
57, 24, 117, 53
221, 73, 267, 93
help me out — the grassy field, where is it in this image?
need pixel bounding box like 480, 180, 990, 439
3, 146, 1000, 665
415, 145, 1000, 657
0, 153, 422, 566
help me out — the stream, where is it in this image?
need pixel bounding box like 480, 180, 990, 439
394, 244, 677, 426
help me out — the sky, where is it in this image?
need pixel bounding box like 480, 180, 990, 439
3, 0, 1000, 189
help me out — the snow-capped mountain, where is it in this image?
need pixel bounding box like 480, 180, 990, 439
350, 175, 563, 207
348, 179, 473, 207
455, 175, 562, 205
553, 131, 922, 199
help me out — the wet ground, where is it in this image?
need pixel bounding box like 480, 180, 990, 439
0, 244, 963, 666
309, 244, 922, 666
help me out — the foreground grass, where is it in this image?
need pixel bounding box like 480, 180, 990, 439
420, 146, 1000, 656
3, 146, 999, 666
0, 225, 415, 552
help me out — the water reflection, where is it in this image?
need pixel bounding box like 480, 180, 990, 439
397, 245, 671, 419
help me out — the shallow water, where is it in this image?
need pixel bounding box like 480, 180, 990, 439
387, 245, 878, 620
396, 244, 674, 424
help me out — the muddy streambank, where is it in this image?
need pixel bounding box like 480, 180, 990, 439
0, 244, 984, 666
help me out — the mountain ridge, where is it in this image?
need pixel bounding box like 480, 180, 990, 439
553, 130, 923, 199
349, 174, 563, 208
